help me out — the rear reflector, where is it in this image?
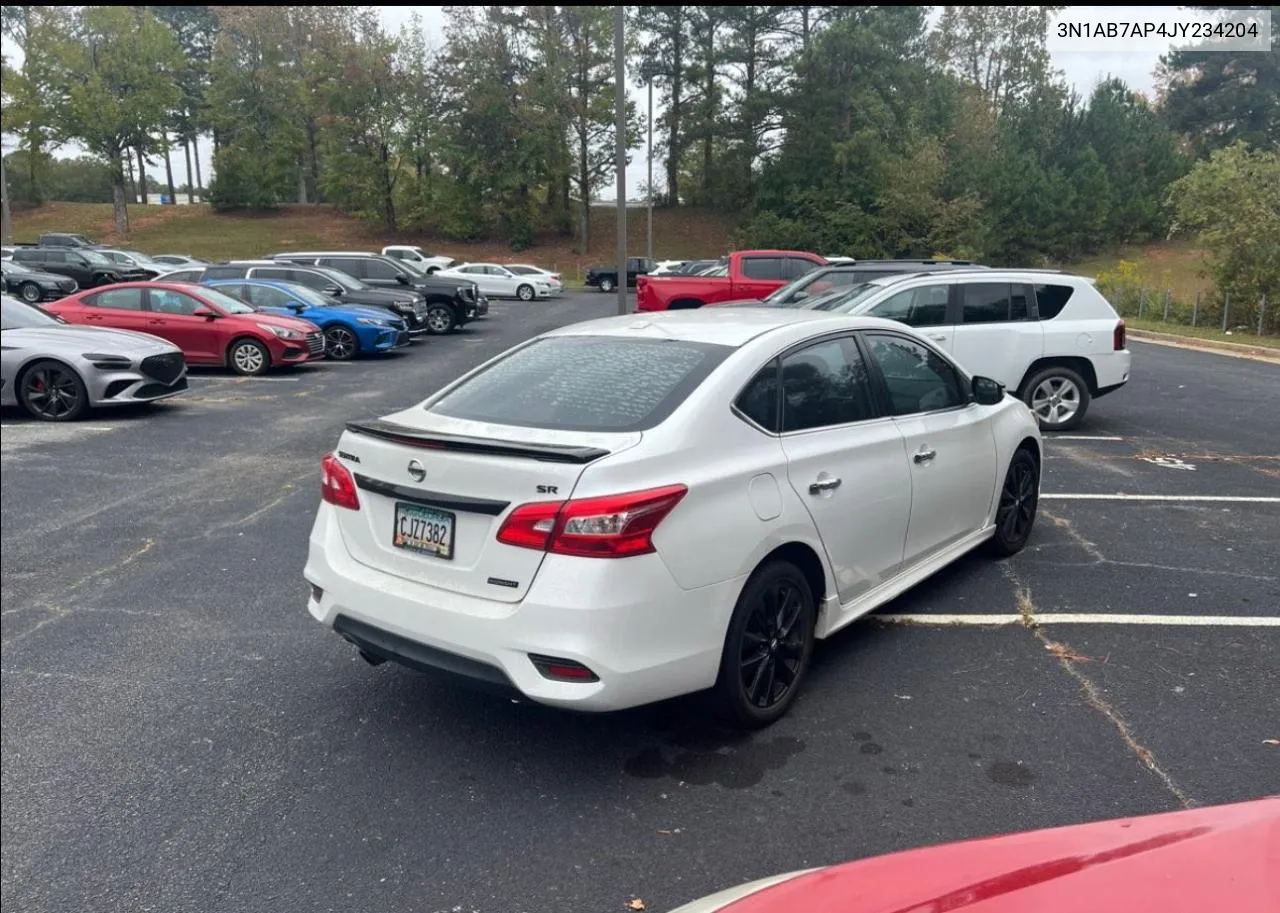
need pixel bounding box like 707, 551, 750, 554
497, 484, 688, 559
321, 452, 360, 511
529, 654, 599, 683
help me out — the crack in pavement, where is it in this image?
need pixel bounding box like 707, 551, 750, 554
998, 562, 1196, 809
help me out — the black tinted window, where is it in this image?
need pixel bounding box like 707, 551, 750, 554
204, 266, 246, 279
87, 288, 144, 311
962, 283, 1012, 324
865, 334, 965, 416
736, 362, 781, 432
785, 258, 819, 280
741, 257, 783, 281
1034, 284, 1074, 320
428, 337, 733, 432
362, 259, 401, 280
163, 269, 204, 282
780, 337, 876, 432
867, 285, 950, 327
253, 267, 299, 283
323, 258, 366, 277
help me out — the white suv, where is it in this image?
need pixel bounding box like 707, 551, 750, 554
381, 245, 457, 275
823, 270, 1130, 431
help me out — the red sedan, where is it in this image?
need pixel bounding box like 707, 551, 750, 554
670, 797, 1279, 912
44, 282, 324, 376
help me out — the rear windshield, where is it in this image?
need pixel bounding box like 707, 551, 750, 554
427, 336, 734, 432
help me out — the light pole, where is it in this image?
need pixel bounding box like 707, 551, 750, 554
639, 59, 660, 264
0, 150, 12, 245
613, 4, 627, 316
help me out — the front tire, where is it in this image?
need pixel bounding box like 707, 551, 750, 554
424, 303, 457, 334
598, 276, 616, 293
712, 560, 817, 729
989, 447, 1040, 557
227, 338, 271, 376
324, 325, 360, 361
516, 283, 535, 301
18, 359, 89, 421
1022, 365, 1091, 432
19, 281, 42, 303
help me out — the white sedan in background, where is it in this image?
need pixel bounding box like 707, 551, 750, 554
435, 262, 554, 301
505, 264, 563, 296
305, 309, 1042, 727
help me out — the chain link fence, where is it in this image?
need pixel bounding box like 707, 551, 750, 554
1097, 280, 1278, 337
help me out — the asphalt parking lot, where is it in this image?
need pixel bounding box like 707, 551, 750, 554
3, 292, 1277, 913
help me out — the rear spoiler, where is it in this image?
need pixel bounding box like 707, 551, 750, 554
346, 418, 610, 465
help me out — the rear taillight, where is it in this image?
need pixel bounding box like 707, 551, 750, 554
551, 274, 560, 281
496, 484, 688, 559
321, 452, 360, 511
1114, 319, 1126, 351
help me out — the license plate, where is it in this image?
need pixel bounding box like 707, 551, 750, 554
392, 502, 455, 560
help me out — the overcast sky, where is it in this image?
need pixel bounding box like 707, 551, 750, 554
1, 5, 1181, 201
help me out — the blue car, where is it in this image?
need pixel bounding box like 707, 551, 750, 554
204, 278, 411, 360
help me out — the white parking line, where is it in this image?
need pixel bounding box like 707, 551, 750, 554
1042, 494, 1280, 503
0, 424, 117, 431
1048, 435, 1125, 441
874, 613, 1280, 627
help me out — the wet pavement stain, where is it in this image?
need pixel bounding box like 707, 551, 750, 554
859, 742, 884, 755
842, 780, 867, 796
987, 759, 1036, 788
623, 735, 806, 790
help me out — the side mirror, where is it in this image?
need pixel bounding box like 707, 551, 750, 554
290, 303, 306, 312
971, 376, 1004, 406
791, 291, 809, 301
395, 274, 410, 286
324, 285, 343, 296
192, 307, 219, 319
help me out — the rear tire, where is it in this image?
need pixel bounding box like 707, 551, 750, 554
989, 447, 1040, 557
1021, 365, 1091, 432
599, 276, 616, 293
19, 281, 42, 303
227, 338, 271, 376
711, 560, 817, 729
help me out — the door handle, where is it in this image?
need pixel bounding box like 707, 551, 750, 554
928, 334, 946, 342
85, 314, 103, 321
808, 477, 842, 494
149, 319, 165, 325
913, 448, 937, 464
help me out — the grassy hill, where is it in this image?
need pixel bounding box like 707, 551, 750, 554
6, 202, 737, 283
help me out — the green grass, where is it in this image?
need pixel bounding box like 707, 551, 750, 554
1064, 239, 1213, 301
1125, 318, 1280, 350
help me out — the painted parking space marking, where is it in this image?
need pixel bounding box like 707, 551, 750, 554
873, 613, 1280, 627
1047, 435, 1125, 441
1042, 493, 1280, 503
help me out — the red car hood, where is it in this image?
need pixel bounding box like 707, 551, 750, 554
681, 798, 1280, 913
248, 312, 318, 334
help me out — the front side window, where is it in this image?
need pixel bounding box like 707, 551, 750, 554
150, 289, 207, 316
866, 285, 951, 327
779, 337, 877, 433
428, 336, 734, 432
865, 333, 965, 416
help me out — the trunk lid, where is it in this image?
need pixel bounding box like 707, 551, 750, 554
332, 410, 641, 603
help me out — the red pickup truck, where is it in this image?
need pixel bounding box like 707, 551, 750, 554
635, 250, 827, 311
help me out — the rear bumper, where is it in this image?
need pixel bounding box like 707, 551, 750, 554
1091, 350, 1131, 396
303, 504, 743, 712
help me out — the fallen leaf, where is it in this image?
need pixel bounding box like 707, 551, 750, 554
1263, 739, 1279, 746
656, 829, 673, 836
1044, 641, 1090, 663
627, 899, 646, 911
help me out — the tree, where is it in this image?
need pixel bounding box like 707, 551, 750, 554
0, 6, 69, 205
1157, 5, 1279, 154
317, 10, 404, 231
719, 6, 787, 207
930, 5, 1065, 117
149, 6, 219, 202
684, 6, 728, 203
52, 6, 183, 232
632, 6, 690, 205
1170, 142, 1280, 318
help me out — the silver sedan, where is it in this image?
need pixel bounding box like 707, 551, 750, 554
0, 295, 190, 421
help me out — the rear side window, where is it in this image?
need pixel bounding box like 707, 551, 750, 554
428, 336, 734, 432
736, 362, 781, 432
962, 283, 1012, 324
253, 267, 298, 283
204, 266, 246, 279
1034, 284, 1074, 320
86, 288, 144, 311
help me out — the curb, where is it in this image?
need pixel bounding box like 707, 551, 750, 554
1127, 329, 1280, 365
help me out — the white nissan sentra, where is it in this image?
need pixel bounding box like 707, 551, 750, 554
305, 308, 1042, 727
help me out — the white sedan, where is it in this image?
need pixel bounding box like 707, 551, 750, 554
435, 262, 553, 301
505, 263, 563, 296
305, 309, 1042, 727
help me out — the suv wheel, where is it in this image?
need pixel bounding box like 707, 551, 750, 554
1022, 366, 1091, 432
425, 303, 457, 334
598, 276, 615, 293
